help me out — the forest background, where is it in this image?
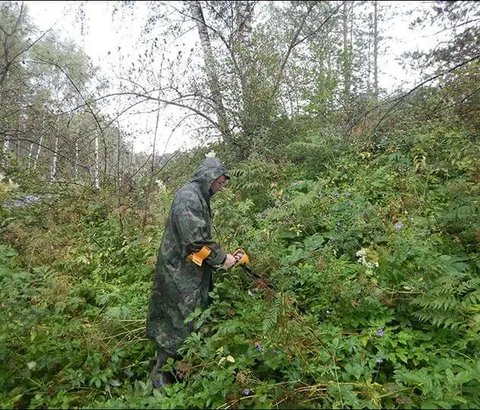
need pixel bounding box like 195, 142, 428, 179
1, 1, 479, 408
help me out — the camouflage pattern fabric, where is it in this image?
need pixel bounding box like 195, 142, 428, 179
146, 158, 230, 354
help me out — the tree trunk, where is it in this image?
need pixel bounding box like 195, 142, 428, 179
373, 0, 379, 98
50, 136, 59, 180
28, 142, 34, 167
151, 95, 161, 177
342, 1, 352, 103
235, 1, 253, 49
74, 140, 79, 179
190, 1, 231, 140
94, 133, 100, 189
2, 136, 9, 168
33, 134, 42, 170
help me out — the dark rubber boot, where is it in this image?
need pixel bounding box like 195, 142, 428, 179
151, 350, 174, 389
151, 370, 172, 389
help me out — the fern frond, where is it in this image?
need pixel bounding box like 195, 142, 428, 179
457, 278, 480, 295
463, 289, 480, 305
440, 204, 479, 224
412, 295, 459, 311
291, 191, 316, 212
412, 310, 465, 330
262, 312, 278, 334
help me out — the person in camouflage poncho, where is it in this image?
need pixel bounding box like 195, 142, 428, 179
146, 157, 236, 388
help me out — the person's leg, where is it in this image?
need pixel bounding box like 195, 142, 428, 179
151, 349, 175, 389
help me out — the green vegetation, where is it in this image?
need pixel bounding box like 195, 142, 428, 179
2, 115, 480, 408
1, 1, 480, 408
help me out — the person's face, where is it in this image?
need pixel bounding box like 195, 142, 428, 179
210, 175, 228, 194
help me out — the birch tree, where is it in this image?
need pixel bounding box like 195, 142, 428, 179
111, 1, 330, 158
190, 1, 231, 140
372, 0, 379, 98
0, 2, 31, 166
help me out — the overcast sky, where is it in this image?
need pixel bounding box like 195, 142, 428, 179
23, 1, 438, 154
23, 1, 176, 154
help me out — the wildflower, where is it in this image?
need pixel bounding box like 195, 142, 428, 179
356, 248, 379, 270
393, 221, 404, 231
376, 358, 384, 365
377, 328, 384, 337
7, 179, 19, 190
243, 388, 252, 396
155, 179, 166, 191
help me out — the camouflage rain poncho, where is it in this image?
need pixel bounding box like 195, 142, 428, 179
146, 157, 230, 354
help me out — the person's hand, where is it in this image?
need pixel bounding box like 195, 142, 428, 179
223, 253, 236, 269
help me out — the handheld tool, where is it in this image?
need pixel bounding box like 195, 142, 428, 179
232, 248, 276, 290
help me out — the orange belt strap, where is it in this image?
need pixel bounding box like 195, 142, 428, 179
187, 246, 212, 266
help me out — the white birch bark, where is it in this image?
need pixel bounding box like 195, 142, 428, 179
28, 142, 34, 167
373, 0, 379, 98
74, 140, 79, 180
94, 133, 100, 189
342, 2, 352, 101
2, 137, 9, 167
33, 134, 43, 170
50, 136, 59, 180
235, 1, 253, 47
190, 1, 230, 139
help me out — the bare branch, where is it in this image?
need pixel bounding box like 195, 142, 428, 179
367, 54, 480, 135
271, 1, 344, 98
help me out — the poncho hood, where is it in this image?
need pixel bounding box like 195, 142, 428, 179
190, 157, 230, 196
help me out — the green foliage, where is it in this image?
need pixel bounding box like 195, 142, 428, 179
2, 0, 480, 406
2, 115, 480, 408
283, 129, 351, 180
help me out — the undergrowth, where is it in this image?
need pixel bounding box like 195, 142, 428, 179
1, 122, 479, 408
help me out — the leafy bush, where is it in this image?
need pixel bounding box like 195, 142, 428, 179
2, 119, 480, 408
